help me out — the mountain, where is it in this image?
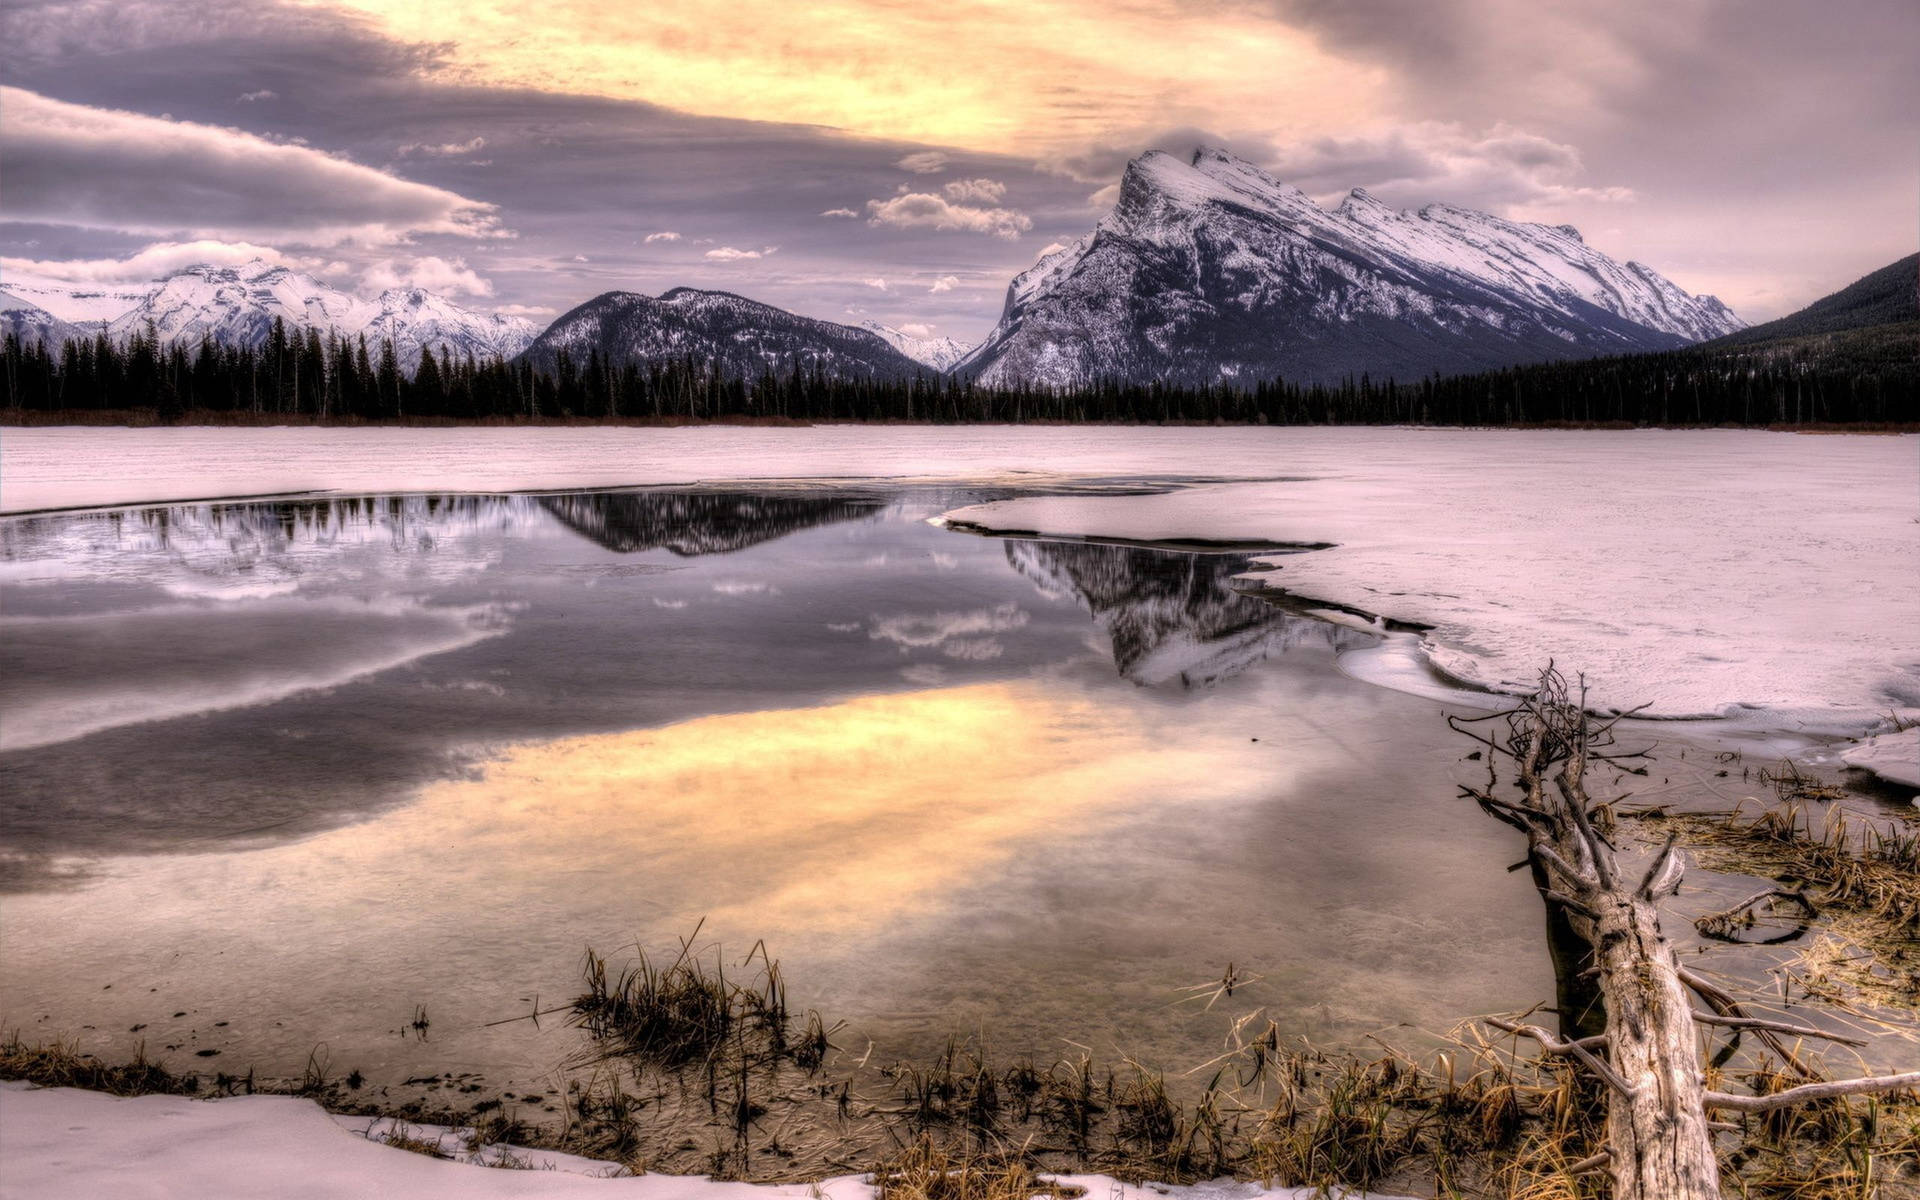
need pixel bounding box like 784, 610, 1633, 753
518, 288, 927, 381
0, 271, 157, 328
361, 288, 541, 371
956, 147, 1743, 387
103, 260, 536, 368
856, 321, 971, 371
1707, 253, 1917, 346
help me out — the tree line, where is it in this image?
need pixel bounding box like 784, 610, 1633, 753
3, 316, 1913, 426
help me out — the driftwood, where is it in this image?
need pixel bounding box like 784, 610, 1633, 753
1454, 667, 1917, 1200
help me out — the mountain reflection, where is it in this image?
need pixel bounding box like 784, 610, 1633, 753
0, 491, 880, 590
1006, 540, 1374, 688
538, 491, 878, 555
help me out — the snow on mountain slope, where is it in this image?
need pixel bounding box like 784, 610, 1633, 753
0, 290, 81, 349
519, 288, 926, 382
957, 147, 1743, 387
103, 260, 536, 368
364, 287, 539, 370
112, 260, 376, 348
0, 271, 156, 327
856, 321, 971, 371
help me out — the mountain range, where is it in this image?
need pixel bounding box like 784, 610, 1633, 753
22, 147, 1907, 391
0, 261, 537, 370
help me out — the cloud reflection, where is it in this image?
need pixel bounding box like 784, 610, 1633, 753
407, 680, 1265, 933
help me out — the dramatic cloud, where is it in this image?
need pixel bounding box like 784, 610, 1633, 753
0, 239, 307, 282
318, 1, 1380, 154
0, 86, 500, 245
928, 275, 960, 293
359, 255, 493, 297
236, 89, 277, 102
643, 230, 682, 243
942, 178, 1006, 204
865, 193, 1032, 239
1269, 122, 1635, 210
819, 207, 859, 218
862, 277, 888, 290
894, 151, 950, 173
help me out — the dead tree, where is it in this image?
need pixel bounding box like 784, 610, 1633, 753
1453, 666, 1919, 1200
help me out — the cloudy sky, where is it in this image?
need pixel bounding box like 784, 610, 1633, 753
1, 0, 1912, 340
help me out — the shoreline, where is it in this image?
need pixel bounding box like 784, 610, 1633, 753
4, 407, 1917, 434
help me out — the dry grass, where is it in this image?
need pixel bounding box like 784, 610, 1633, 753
1632, 789, 1920, 1016
873, 1139, 1086, 1200
377, 1122, 450, 1159
0, 1033, 194, 1096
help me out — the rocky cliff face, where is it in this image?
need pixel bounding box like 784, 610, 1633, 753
956, 147, 1741, 387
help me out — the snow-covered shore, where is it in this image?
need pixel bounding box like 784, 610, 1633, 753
0, 1084, 1395, 1200
4, 425, 1913, 735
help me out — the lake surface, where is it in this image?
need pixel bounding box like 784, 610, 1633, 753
2, 486, 1562, 1099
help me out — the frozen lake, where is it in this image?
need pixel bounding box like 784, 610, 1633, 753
1, 426, 1913, 1140
1, 485, 1555, 1099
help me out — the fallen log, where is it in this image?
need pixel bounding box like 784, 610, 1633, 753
1454, 666, 1916, 1200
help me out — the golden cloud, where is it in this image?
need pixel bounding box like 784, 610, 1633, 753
310, 0, 1387, 155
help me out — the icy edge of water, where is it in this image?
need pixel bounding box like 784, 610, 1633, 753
0, 1084, 1404, 1200
1839, 728, 1920, 795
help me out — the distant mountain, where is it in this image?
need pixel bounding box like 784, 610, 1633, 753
1707, 254, 1917, 346
104, 260, 536, 369
0, 271, 156, 327
518, 288, 927, 381
956, 147, 1743, 387
0, 260, 536, 369
856, 321, 971, 371
360, 287, 540, 372
0, 290, 79, 350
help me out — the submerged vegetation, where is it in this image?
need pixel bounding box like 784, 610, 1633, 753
1630, 766, 1920, 1022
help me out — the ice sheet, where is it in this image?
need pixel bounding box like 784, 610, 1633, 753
5, 426, 1913, 734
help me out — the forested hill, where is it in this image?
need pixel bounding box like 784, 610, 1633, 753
1708, 254, 1917, 346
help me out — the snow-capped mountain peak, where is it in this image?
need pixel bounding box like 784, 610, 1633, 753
856, 320, 971, 371
43, 260, 544, 368
956, 146, 1743, 387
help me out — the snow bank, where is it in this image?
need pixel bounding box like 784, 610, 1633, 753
1840, 727, 1920, 792
0, 1084, 1396, 1200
